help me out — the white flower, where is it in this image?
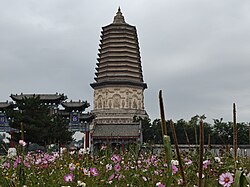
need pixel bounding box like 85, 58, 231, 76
177, 179, 183, 185
214, 157, 221, 163
69, 151, 75, 155
196, 173, 205, 178
77, 180, 86, 187
53, 152, 60, 158
7, 148, 17, 158
156, 182, 161, 186
142, 176, 147, 181
171, 159, 179, 166
78, 148, 86, 155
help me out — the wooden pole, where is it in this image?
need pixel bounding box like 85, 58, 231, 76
158, 90, 173, 187
159, 90, 167, 136
85, 122, 90, 149
170, 120, 186, 186
233, 103, 237, 163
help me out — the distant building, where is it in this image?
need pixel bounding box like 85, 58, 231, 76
0, 101, 15, 132
1, 93, 94, 148
90, 8, 148, 147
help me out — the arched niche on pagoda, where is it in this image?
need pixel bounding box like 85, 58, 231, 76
112, 94, 121, 109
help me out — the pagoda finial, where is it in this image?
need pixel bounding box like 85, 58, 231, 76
113, 7, 126, 24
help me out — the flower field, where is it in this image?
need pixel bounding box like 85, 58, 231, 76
0, 143, 250, 187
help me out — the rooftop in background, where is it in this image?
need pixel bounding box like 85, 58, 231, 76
0, 101, 15, 111
62, 100, 90, 112
10, 93, 67, 104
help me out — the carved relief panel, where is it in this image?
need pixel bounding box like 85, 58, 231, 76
93, 87, 145, 110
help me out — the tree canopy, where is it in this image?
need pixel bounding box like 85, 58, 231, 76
138, 115, 249, 145
7, 96, 73, 146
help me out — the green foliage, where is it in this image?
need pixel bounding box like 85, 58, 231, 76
48, 115, 73, 145
7, 96, 73, 146
233, 170, 249, 187
140, 115, 249, 145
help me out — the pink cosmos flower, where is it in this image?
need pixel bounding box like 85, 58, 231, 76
69, 163, 75, 171
184, 157, 193, 165
83, 168, 90, 176
172, 164, 178, 174
64, 173, 74, 182
203, 160, 210, 169
14, 156, 22, 168
35, 158, 42, 165
90, 167, 98, 176
111, 154, 121, 163
108, 173, 115, 181
24, 160, 31, 168
19, 140, 26, 147
114, 163, 121, 172
150, 155, 157, 163
2, 162, 10, 169
219, 172, 234, 187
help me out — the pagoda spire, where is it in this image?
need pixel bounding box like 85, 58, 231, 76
113, 7, 126, 24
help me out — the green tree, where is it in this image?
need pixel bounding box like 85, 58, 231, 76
174, 119, 189, 144
134, 116, 163, 144
8, 96, 73, 146
211, 118, 232, 145
138, 115, 248, 145
48, 115, 72, 145
237, 122, 248, 145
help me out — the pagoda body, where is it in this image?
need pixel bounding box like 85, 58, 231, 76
90, 8, 147, 146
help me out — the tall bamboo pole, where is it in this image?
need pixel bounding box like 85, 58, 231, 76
233, 103, 237, 169
159, 90, 167, 136
170, 120, 186, 186
159, 90, 172, 187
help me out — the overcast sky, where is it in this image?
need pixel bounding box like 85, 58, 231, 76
1, 0, 250, 124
